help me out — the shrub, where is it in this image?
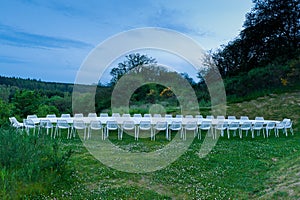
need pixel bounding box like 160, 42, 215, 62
0, 126, 73, 199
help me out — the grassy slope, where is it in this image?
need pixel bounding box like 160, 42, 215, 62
37, 91, 300, 199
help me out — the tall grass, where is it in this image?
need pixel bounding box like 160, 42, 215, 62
0, 126, 74, 199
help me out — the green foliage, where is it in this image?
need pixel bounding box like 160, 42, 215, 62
214, 0, 300, 77
110, 53, 157, 85
0, 127, 73, 199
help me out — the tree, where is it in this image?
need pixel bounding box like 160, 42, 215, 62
110, 53, 157, 85
214, 0, 300, 77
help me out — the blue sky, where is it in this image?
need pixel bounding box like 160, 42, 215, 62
0, 0, 253, 83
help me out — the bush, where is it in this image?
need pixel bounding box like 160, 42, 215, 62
0, 126, 73, 199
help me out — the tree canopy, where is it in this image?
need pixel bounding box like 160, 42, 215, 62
214, 0, 300, 77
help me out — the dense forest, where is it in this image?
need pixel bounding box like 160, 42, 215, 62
0, 0, 299, 125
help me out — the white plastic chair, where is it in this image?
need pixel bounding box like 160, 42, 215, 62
168, 121, 182, 140
227, 121, 240, 139
283, 119, 294, 136
264, 122, 276, 138
9, 117, 24, 130
199, 121, 212, 139
252, 122, 264, 138
239, 121, 252, 138
55, 119, 71, 139
39, 119, 54, 137
153, 121, 168, 140
106, 121, 120, 139
88, 120, 104, 140
72, 120, 87, 139
121, 121, 136, 140
183, 121, 198, 140
23, 119, 36, 135
137, 121, 152, 140
215, 121, 228, 138
176, 114, 183, 118
275, 121, 285, 137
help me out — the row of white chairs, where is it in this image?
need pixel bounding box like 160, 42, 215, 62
9, 115, 294, 140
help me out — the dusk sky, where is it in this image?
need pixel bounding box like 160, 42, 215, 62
0, 0, 253, 83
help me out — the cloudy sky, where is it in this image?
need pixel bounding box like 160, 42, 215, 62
0, 0, 253, 83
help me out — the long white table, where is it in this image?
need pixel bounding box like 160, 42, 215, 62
30, 116, 280, 125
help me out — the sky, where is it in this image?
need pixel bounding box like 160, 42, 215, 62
0, 0, 254, 84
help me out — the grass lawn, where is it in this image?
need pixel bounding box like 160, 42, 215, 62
3, 92, 300, 199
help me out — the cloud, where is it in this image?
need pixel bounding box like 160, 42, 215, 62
0, 55, 27, 64
0, 24, 92, 49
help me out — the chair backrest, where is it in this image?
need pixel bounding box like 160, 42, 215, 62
216, 121, 228, 129
185, 121, 197, 129
241, 121, 251, 128
266, 122, 276, 128
155, 121, 167, 129
61, 114, 71, 118
228, 121, 239, 128
73, 120, 85, 128
27, 114, 38, 119
106, 121, 118, 129
228, 116, 236, 120
87, 113, 97, 118
206, 115, 214, 119
40, 119, 52, 127
255, 116, 264, 121
10, 117, 21, 126
122, 121, 135, 129
100, 113, 109, 117
90, 120, 102, 129
284, 119, 292, 128
185, 115, 193, 118
153, 114, 162, 118
139, 121, 151, 129
176, 114, 183, 118
57, 119, 69, 127
46, 114, 56, 118
165, 114, 172, 118
195, 115, 203, 119
144, 114, 152, 118
74, 113, 84, 118
240, 116, 249, 121
216, 116, 225, 120
253, 121, 264, 128
170, 121, 182, 129
133, 114, 142, 118
112, 113, 120, 118
122, 113, 131, 118
200, 121, 211, 128
24, 119, 35, 126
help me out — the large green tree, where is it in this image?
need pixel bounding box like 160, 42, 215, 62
214, 0, 300, 77
109, 53, 157, 85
